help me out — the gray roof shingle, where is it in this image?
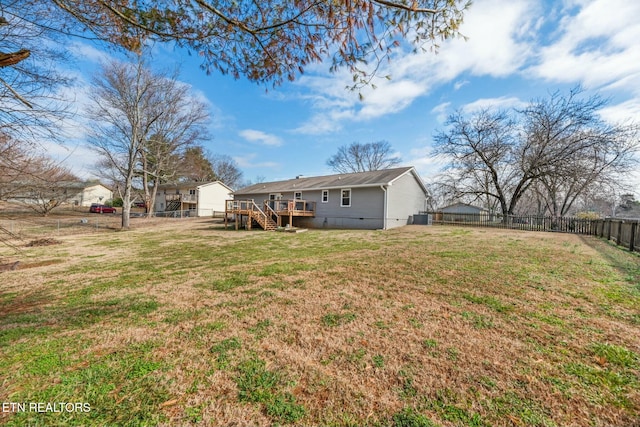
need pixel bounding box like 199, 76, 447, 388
235, 167, 422, 195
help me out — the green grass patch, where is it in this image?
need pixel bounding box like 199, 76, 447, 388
590, 342, 639, 368
461, 311, 494, 329
463, 294, 513, 313
392, 407, 439, 427
210, 337, 242, 369
321, 312, 357, 327
235, 357, 305, 423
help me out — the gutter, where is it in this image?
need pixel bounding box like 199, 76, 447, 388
381, 185, 387, 230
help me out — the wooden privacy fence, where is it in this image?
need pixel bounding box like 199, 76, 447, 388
429, 212, 639, 253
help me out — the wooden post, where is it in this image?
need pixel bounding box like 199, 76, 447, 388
617, 220, 623, 244
630, 221, 637, 252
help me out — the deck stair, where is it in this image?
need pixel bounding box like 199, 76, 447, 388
165, 200, 181, 211
249, 202, 277, 231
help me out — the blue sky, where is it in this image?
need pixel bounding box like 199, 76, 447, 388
54, 0, 640, 194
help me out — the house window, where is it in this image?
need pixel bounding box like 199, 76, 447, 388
294, 191, 302, 200
322, 190, 329, 203
189, 189, 196, 195
341, 189, 351, 207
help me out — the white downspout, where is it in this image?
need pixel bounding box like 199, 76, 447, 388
381, 185, 387, 230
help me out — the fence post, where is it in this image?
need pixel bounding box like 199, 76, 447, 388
617, 220, 623, 245
630, 221, 637, 252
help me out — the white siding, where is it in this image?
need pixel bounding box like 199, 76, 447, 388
385, 172, 428, 229
71, 185, 113, 207
197, 182, 233, 216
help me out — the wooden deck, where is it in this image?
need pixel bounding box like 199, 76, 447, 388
225, 199, 315, 230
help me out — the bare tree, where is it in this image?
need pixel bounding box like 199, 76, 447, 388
521, 90, 639, 217
433, 88, 640, 219
0, 133, 30, 200
87, 56, 165, 229
0, 134, 79, 215
0, 3, 72, 142
14, 158, 79, 216
210, 154, 243, 189
327, 141, 401, 173
139, 75, 210, 217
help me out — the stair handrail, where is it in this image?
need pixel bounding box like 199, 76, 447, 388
249, 200, 269, 228
263, 201, 279, 221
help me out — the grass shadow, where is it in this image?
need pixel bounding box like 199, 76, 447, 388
578, 235, 640, 289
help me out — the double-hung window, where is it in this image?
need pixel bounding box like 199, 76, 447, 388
340, 189, 351, 207
321, 190, 329, 203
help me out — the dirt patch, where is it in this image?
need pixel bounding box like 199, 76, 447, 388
26, 238, 62, 247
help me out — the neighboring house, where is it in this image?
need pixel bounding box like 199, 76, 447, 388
230, 166, 429, 230
68, 182, 113, 207
437, 202, 490, 222
155, 181, 233, 217
8, 181, 112, 207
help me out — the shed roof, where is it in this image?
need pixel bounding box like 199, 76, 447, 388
440, 202, 489, 213
235, 167, 426, 195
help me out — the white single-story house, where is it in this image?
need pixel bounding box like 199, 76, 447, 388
68, 182, 113, 207
230, 166, 429, 230
155, 181, 233, 217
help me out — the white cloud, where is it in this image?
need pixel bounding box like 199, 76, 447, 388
431, 102, 451, 123
68, 42, 114, 64
238, 129, 283, 146
599, 98, 640, 124
461, 96, 527, 114
529, 0, 640, 92
292, 114, 344, 135
233, 153, 280, 169
291, 0, 537, 135
454, 80, 470, 91
433, 0, 536, 79
407, 146, 448, 179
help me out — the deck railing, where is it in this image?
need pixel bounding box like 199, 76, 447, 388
166, 193, 197, 203
269, 199, 316, 215
228, 199, 315, 216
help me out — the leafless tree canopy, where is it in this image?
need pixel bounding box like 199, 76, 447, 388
327, 140, 402, 173
0, 133, 79, 215
88, 56, 182, 228
433, 88, 640, 217
0, 2, 72, 142
138, 73, 210, 216
210, 154, 243, 190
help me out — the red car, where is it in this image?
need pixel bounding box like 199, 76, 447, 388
90, 203, 117, 214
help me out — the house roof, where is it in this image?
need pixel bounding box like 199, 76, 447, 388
235, 166, 427, 195
157, 180, 233, 192
62, 181, 111, 191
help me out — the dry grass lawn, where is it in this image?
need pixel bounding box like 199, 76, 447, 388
0, 218, 639, 426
